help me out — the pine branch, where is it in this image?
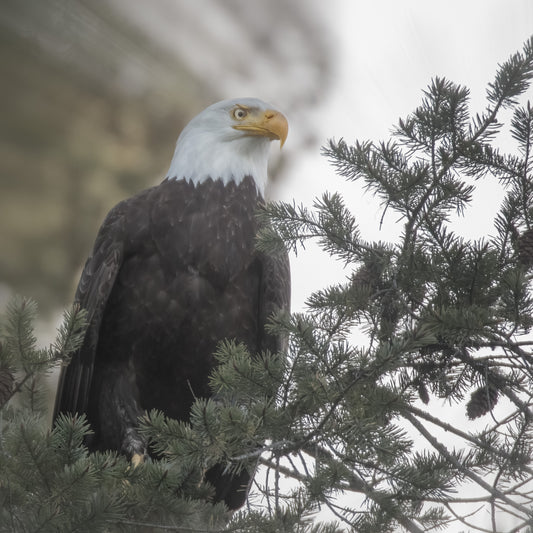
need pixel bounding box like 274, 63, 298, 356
3, 296, 39, 370
258, 454, 425, 533
257, 195, 377, 263
403, 411, 532, 517
404, 403, 533, 477
486, 36, 533, 109
253, 36, 533, 532
0, 300, 86, 410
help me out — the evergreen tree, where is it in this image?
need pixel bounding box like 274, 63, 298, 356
250, 35, 533, 532
2, 36, 533, 532
0, 298, 229, 532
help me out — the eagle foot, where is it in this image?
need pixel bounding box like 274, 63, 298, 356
131, 452, 145, 468
121, 427, 147, 466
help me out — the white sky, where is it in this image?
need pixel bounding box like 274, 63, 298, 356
286, 0, 533, 311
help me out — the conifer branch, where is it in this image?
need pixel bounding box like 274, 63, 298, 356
403, 411, 532, 517
404, 404, 533, 476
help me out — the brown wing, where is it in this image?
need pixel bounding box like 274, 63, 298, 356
53, 205, 126, 421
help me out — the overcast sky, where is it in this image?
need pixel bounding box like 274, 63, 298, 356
286, 0, 533, 311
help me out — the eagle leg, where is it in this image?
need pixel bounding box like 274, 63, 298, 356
121, 425, 147, 463
97, 363, 147, 461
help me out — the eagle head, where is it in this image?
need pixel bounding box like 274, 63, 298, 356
166, 98, 288, 195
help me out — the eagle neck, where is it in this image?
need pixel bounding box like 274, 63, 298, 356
166, 131, 270, 196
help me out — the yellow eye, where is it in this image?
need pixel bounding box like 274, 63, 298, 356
232, 107, 248, 120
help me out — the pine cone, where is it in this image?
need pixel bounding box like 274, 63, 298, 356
517, 228, 533, 267
0, 366, 14, 407
466, 384, 499, 419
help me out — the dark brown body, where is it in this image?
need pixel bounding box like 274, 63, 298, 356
54, 176, 290, 509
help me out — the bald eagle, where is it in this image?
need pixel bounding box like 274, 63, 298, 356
53, 98, 290, 510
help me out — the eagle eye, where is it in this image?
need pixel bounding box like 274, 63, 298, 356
232, 107, 248, 120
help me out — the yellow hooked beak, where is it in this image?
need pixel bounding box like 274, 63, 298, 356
232, 108, 288, 148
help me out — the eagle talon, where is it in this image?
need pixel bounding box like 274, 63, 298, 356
131, 452, 145, 468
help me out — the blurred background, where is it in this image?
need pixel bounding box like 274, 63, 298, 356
0, 0, 332, 316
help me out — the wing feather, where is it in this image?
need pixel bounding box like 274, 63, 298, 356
53, 206, 125, 421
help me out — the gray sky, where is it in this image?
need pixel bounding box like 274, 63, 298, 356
287, 0, 533, 311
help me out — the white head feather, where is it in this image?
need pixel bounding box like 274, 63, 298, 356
166, 98, 287, 196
